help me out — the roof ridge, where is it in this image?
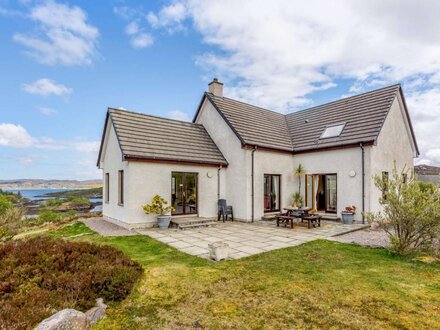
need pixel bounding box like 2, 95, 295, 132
288, 83, 401, 116
108, 107, 203, 127
208, 84, 401, 118
207, 92, 287, 116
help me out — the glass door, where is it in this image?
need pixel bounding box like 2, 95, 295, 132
305, 175, 314, 209
171, 172, 198, 215
264, 174, 280, 212
325, 174, 337, 213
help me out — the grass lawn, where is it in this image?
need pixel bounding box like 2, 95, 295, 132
50, 222, 440, 329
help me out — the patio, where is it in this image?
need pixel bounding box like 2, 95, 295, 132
134, 220, 368, 260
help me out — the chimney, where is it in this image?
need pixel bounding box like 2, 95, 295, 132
208, 78, 223, 97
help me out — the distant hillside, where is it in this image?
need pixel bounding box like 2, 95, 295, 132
415, 165, 440, 186
0, 179, 102, 190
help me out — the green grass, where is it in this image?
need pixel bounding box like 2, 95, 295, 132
49, 222, 440, 329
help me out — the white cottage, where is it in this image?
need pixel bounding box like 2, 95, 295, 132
97, 79, 419, 229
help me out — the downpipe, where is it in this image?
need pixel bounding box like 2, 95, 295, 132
251, 146, 257, 222
360, 143, 365, 224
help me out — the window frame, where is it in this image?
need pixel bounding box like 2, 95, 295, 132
118, 170, 124, 206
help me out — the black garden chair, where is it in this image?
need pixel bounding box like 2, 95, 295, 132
217, 199, 234, 222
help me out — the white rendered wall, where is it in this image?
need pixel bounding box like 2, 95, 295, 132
369, 96, 416, 212
101, 121, 130, 226
252, 150, 295, 220
293, 147, 367, 221
195, 98, 250, 220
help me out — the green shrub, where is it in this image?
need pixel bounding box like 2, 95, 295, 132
45, 198, 64, 207
0, 227, 14, 242
0, 237, 143, 329
365, 165, 440, 255
0, 206, 26, 237
64, 210, 78, 217
67, 197, 90, 205
37, 210, 63, 222
0, 196, 12, 216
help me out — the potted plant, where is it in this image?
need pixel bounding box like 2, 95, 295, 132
142, 194, 175, 229
341, 205, 356, 224
291, 192, 303, 209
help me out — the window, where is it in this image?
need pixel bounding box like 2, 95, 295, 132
105, 173, 110, 203
382, 171, 389, 200
118, 170, 124, 205
320, 123, 346, 139
402, 173, 407, 184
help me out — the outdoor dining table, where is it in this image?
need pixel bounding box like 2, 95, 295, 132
277, 207, 320, 229
282, 207, 311, 217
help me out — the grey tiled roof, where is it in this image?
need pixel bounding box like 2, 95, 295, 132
205, 84, 417, 153
107, 108, 228, 166
205, 93, 293, 151
285, 84, 401, 152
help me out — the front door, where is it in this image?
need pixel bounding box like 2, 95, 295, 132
171, 172, 198, 215
264, 174, 281, 212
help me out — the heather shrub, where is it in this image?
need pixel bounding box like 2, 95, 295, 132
0, 237, 143, 329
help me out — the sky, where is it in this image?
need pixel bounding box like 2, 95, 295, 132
0, 0, 439, 180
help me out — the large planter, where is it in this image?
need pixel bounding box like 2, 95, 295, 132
157, 215, 171, 229
341, 212, 354, 224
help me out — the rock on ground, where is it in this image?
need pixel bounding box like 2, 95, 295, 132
85, 298, 107, 325
34, 309, 88, 330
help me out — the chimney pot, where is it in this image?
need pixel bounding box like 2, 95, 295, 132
208, 78, 223, 97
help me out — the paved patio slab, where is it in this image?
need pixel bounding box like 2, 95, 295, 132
135, 220, 368, 260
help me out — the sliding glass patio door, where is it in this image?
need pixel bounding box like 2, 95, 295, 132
171, 172, 198, 215
264, 174, 280, 212
325, 174, 337, 213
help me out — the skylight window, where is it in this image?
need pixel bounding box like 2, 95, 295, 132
320, 123, 346, 139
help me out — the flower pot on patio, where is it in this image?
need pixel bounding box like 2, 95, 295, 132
142, 195, 175, 230
157, 215, 171, 229
208, 241, 230, 261
341, 211, 354, 224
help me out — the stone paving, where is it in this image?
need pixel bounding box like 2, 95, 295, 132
81, 217, 136, 237
135, 220, 368, 260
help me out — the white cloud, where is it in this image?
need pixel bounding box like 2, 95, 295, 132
149, 0, 440, 165
0, 124, 35, 148
0, 123, 99, 157
13, 0, 99, 65
130, 32, 154, 49
73, 141, 100, 153
18, 157, 34, 166
125, 21, 140, 35
37, 107, 57, 116
168, 110, 191, 122
405, 88, 440, 165
146, 2, 188, 33
22, 78, 72, 96
123, 21, 154, 49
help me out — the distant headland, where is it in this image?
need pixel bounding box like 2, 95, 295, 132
0, 179, 102, 190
